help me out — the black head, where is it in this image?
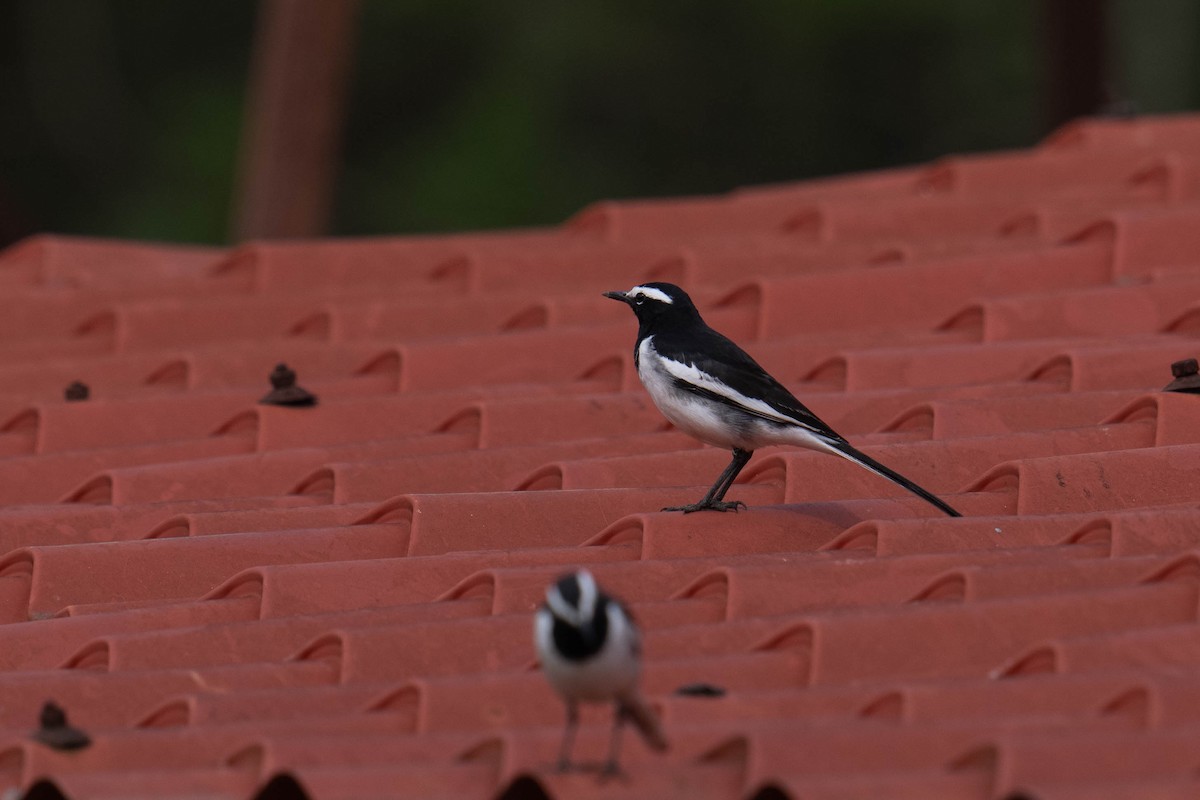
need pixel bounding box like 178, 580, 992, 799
603, 282, 704, 333
544, 569, 609, 660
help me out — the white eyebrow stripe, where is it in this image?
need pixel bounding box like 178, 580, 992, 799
546, 587, 582, 626
576, 570, 598, 621
630, 286, 674, 304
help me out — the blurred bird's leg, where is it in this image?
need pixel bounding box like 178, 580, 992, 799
600, 703, 628, 778
556, 701, 579, 772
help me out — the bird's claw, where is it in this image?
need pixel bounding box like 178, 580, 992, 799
662, 499, 746, 513
551, 759, 628, 782
598, 761, 629, 782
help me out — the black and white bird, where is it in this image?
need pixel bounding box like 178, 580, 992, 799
534, 570, 668, 775
604, 282, 961, 517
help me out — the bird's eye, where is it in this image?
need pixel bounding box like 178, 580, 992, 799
634, 297, 644, 305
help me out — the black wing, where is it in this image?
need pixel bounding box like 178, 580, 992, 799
654, 325, 847, 443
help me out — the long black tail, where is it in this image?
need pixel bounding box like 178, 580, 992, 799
826, 439, 962, 517
622, 693, 669, 752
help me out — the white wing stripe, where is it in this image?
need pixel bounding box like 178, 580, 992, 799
656, 352, 815, 430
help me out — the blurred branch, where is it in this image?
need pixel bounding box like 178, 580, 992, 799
231, 0, 360, 241
0, 180, 36, 248
1043, 0, 1109, 128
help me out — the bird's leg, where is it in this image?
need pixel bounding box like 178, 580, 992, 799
555, 701, 579, 772
710, 448, 753, 502
664, 448, 753, 513
599, 702, 629, 780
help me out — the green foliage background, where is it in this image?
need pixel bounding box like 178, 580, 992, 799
0, 1, 1196, 245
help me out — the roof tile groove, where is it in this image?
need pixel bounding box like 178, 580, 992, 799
2, 114, 1200, 799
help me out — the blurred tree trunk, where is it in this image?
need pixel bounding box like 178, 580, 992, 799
232, 0, 360, 241
1043, 0, 1109, 129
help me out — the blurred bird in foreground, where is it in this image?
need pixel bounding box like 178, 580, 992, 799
534, 570, 668, 776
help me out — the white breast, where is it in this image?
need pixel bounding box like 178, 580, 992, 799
636, 337, 749, 449
534, 606, 641, 704
636, 336, 839, 453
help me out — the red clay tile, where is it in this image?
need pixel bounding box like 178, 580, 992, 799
877, 391, 1144, 438
797, 196, 1071, 242
0, 496, 325, 552
18, 772, 251, 800
0, 395, 250, 454
1022, 340, 1199, 391
3, 525, 405, 619
0, 438, 251, 506
749, 422, 1171, 512
142, 504, 368, 538
968, 445, 1200, 515
731, 163, 926, 201
289, 615, 535, 683
996, 621, 1200, 681
1097, 672, 1200, 729
973, 728, 1200, 792
3, 116, 1200, 800
684, 723, 992, 793
58, 436, 483, 505
219, 543, 640, 619
585, 507, 855, 560
517, 448, 742, 491
206, 238, 468, 292
1042, 114, 1200, 151
267, 763, 501, 800
567, 194, 797, 240
914, 147, 1173, 198
670, 547, 1114, 619
748, 241, 1112, 338
950, 280, 1200, 342
207, 232, 671, 294
354, 487, 776, 557
0, 352, 199, 399
0, 671, 211, 731
1067, 207, 1200, 279
0, 234, 223, 288
290, 431, 699, 502
432, 242, 683, 293
0, 594, 260, 668
62, 602, 486, 673
745, 581, 1199, 686
878, 671, 1146, 727
136, 684, 383, 729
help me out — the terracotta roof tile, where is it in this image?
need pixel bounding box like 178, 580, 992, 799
3, 114, 1200, 798
0, 235, 222, 287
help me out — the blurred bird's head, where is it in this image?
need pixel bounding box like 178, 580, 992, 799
545, 569, 606, 653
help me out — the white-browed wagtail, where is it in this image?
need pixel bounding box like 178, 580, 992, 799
604, 282, 961, 516
534, 570, 668, 775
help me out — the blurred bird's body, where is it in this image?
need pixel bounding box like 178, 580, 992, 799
536, 595, 639, 703
534, 570, 667, 775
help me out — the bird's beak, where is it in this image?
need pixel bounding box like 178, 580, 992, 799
603, 290, 631, 304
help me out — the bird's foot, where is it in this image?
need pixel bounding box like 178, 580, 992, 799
598, 760, 629, 782
552, 759, 628, 781
662, 499, 746, 513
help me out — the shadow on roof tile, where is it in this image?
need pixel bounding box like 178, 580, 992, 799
253, 772, 310, 800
